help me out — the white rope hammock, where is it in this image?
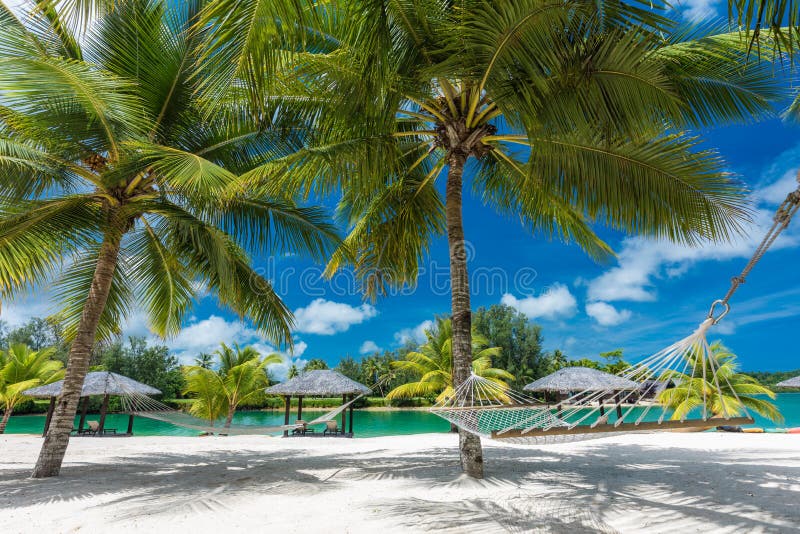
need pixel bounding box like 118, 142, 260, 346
432, 176, 800, 446
115, 377, 365, 436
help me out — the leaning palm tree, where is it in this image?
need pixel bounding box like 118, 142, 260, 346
0, 0, 337, 477
201, 0, 785, 477
184, 347, 281, 430
0, 344, 64, 433
387, 318, 512, 404
659, 341, 782, 423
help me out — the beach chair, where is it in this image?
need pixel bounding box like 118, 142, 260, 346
87, 421, 116, 436
323, 420, 340, 436
292, 419, 315, 435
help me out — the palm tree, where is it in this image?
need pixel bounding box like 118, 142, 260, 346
204, 1, 783, 477
387, 318, 513, 404
184, 346, 281, 430
659, 341, 782, 423
0, 0, 338, 478
194, 353, 214, 370
287, 364, 300, 379
0, 344, 64, 433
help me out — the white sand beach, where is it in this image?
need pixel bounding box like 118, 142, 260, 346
1, 432, 799, 533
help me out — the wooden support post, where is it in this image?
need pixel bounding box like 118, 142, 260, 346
297, 395, 303, 421
341, 394, 347, 434
348, 394, 354, 435
78, 396, 89, 432
598, 399, 605, 416
42, 397, 56, 436
127, 414, 135, 435
98, 394, 110, 434
615, 393, 623, 419
283, 396, 291, 437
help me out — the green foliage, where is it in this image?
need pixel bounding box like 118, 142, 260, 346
303, 358, 329, 371
386, 318, 513, 403
0, 318, 69, 364
287, 364, 300, 379
659, 341, 782, 423
473, 304, 550, 389
183, 343, 281, 428
0, 343, 64, 431
0, 0, 339, 349
96, 337, 184, 399
599, 349, 630, 375
748, 369, 800, 390
194, 353, 214, 369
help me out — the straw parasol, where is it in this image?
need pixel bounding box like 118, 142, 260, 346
24, 372, 161, 436
524, 367, 638, 417
775, 375, 800, 388
266, 370, 371, 436
524, 367, 638, 393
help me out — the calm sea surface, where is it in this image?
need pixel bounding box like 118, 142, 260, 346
6, 393, 800, 437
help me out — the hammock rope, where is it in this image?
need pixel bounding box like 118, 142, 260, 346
114, 374, 389, 436
432, 175, 800, 445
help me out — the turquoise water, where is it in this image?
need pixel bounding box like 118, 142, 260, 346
6, 393, 800, 437
4, 408, 451, 437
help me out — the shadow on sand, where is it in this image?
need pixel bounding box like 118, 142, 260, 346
1, 438, 798, 533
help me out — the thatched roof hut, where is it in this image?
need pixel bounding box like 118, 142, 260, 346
266, 370, 371, 438
23, 371, 161, 397
523, 367, 638, 393
266, 370, 371, 396
24, 372, 161, 437
776, 375, 800, 388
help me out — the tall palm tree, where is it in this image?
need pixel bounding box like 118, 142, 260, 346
0, 344, 64, 433
194, 353, 214, 370
184, 346, 281, 430
387, 318, 512, 403
659, 341, 782, 423
0, 0, 338, 477
201, 0, 784, 477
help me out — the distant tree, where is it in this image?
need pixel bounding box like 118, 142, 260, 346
599, 349, 629, 375
184, 347, 281, 429
473, 305, 550, 388
303, 358, 329, 371
0, 344, 64, 433
550, 349, 569, 372
566, 358, 602, 370
387, 318, 513, 403
98, 337, 184, 398
194, 353, 214, 369
287, 364, 300, 379
336, 356, 361, 382
1, 318, 69, 364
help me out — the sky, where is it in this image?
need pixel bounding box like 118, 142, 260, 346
3, 0, 800, 378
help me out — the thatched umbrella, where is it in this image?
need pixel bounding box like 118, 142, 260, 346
776, 375, 800, 388
524, 367, 638, 417
24, 371, 161, 436
265, 370, 371, 436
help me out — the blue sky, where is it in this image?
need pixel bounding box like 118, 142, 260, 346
3, 1, 800, 377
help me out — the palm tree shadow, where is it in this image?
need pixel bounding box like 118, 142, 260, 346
1, 437, 798, 532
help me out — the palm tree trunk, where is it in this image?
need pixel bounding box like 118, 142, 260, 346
0, 406, 13, 434
31, 230, 122, 478
224, 404, 235, 429
446, 150, 483, 479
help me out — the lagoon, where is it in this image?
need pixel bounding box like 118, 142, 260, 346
6, 393, 800, 437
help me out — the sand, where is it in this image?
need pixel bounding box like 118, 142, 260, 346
1, 432, 799, 533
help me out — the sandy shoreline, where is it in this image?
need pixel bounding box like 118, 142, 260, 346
1, 432, 799, 533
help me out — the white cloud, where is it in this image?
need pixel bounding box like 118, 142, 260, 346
292, 298, 377, 335
679, 0, 719, 20
1, 292, 55, 327
394, 320, 434, 345
359, 340, 381, 354
587, 173, 800, 304
501, 284, 578, 320
586, 301, 632, 326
